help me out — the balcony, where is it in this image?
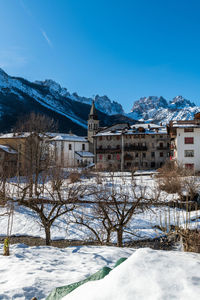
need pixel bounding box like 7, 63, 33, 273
124, 154, 133, 160
156, 147, 169, 150
96, 148, 121, 154
124, 145, 147, 151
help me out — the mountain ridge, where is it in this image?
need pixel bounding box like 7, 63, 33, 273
128, 95, 200, 124
0, 68, 134, 134
0, 67, 199, 133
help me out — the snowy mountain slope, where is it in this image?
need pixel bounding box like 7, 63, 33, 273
34, 80, 124, 115
0, 68, 132, 134
0, 67, 199, 132
128, 95, 200, 124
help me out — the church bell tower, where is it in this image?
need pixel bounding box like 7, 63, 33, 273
88, 100, 99, 151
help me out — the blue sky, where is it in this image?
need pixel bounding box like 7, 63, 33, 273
1, 0, 200, 111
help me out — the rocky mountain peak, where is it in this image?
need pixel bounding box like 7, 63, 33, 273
131, 96, 168, 114
169, 95, 196, 108
94, 94, 124, 115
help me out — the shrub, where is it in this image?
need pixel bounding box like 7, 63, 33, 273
68, 172, 81, 183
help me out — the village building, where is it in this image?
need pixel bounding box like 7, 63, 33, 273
0, 132, 49, 174
48, 133, 94, 168
0, 144, 18, 176
168, 112, 200, 172
94, 123, 170, 171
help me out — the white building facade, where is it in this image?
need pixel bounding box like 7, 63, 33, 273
169, 113, 200, 172
49, 134, 94, 167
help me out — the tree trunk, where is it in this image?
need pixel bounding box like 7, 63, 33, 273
44, 225, 51, 246
106, 229, 111, 244
117, 226, 123, 247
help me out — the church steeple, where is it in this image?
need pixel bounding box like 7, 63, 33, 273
88, 100, 99, 147
89, 100, 98, 120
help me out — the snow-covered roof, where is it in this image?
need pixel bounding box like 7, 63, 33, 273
0, 132, 31, 139
50, 134, 88, 142
172, 124, 199, 128
75, 151, 94, 158
130, 123, 163, 129
95, 127, 167, 137
0, 144, 17, 154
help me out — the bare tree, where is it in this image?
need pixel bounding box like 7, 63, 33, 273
14, 112, 57, 195
3, 167, 86, 245
74, 173, 160, 247
0, 113, 87, 245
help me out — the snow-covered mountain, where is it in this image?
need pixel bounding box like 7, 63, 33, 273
0, 68, 130, 134
128, 96, 200, 124
34, 79, 124, 115
0, 67, 199, 132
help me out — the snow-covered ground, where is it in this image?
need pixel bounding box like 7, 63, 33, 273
0, 174, 200, 300
64, 247, 200, 300
0, 245, 199, 300
0, 244, 134, 300
0, 175, 199, 242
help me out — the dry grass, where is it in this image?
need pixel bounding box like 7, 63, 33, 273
180, 229, 200, 253
68, 172, 81, 183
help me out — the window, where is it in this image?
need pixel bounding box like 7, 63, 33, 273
184, 150, 194, 157
185, 137, 194, 144
135, 153, 138, 158
107, 154, 111, 160
116, 154, 120, 160
106, 136, 112, 140
116, 145, 120, 149
185, 163, 194, 170
82, 144, 85, 151
151, 162, 155, 168
151, 152, 155, 158
160, 152, 163, 157
184, 128, 194, 132
99, 154, 103, 160
151, 135, 155, 138
159, 142, 163, 148
99, 136, 103, 141
160, 135, 163, 138
69, 144, 72, 150
142, 152, 146, 158
116, 136, 120, 140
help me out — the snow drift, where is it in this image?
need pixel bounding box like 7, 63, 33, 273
63, 248, 200, 300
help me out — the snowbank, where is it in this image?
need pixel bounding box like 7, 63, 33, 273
0, 244, 134, 300
63, 248, 200, 300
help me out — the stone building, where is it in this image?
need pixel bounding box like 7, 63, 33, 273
94, 123, 170, 171
0, 133, 38, 173
0, 145, 18, 176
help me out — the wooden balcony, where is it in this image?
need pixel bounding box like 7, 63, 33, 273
96, 148, 121, 154
124, 145, 147, 151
